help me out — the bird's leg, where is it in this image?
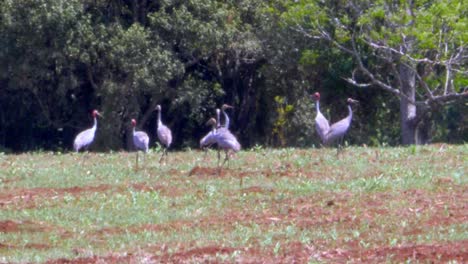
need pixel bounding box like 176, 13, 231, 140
336, 137, 344, 157
222, 150, 229, 167
77, 151, 85, 166
217, 149, 221, 167
163, 147, 169, 164
158, 152, 164, 164
135, 151, 139, 171
202, 147, 208, 161
165, 148, 169, 163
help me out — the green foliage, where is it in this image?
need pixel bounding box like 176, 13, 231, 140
271, 96, 294, 146
0, 0, 466, 151
281, 0, 468, 145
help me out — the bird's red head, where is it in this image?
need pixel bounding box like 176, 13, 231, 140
92, 110, 101, 118
312, 92, 320, 100
222, 104, 233, 110
131, 119, 137, 127
347, 98, 359, 104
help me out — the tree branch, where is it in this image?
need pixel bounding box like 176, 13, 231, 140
365, 39, 467, 68
427, 92, 468, 105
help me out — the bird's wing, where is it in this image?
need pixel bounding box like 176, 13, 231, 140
73, 128, 95, 150
216, 131, 241, 152
133, 131, 149, 151
325, 118, 349, 143
200, 131, 217, 147
315, 112, 330, 130
158, 125, 173, 147
315, 112, 330, 141
135, 131, 149, 145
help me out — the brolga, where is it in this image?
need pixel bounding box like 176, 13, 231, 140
155, 104, 172, 163
131, 119, 149, 170
73, 109, 102, 152
312, 92, 330, 144
206, 117, 241, 167
324, 98, 359, 153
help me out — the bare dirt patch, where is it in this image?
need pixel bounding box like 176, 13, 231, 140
318, 240, 468, 262
0, 181, 188, 209
0, 220, 56, 233
0, 184, 113, 209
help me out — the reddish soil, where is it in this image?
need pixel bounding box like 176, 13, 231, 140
3, 155, 467, 263
0, 182, 186, 209
318, 240, 468, 262
0, 219, 56, 233
0, 184, 113, 209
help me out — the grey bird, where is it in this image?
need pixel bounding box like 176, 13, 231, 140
155, 104, 172, 163
206, 117, 241, 167
73, 109, 102, 152
131, 118, 149, 169
311, 92, 330, 144
324, 98, 359, 151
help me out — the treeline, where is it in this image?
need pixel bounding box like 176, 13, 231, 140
0, 0, 466, 152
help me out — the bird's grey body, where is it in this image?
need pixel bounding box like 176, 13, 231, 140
215, 129, 241, 153
157, 124, 172, 148
73, 110, 101, 152
200, 106, 231, 149
131, 119, 149, 169
133, 131, 149, 152
156, 105, 172, 162
312, 93, 330, 144
132, 126, 149, 153
324, 98, 358, 146
205, 117, 241, 166
200, 129, 218, 148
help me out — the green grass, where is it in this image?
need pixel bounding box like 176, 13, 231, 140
0, 145, 466, 262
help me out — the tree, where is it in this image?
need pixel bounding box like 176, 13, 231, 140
149, 0, 270, 145
284, 0, 468, 144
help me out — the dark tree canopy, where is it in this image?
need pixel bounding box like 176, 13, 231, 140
0, 0, 466, 152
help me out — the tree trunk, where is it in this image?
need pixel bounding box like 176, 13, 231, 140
399, 63, 418, 145
415, 116, 431, 144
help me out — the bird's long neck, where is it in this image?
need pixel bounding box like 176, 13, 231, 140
346, 104, 353, 123
132, 127, 136, 135
222, 109, 230, 128
92, 117, 97, 130
157, 111, 162, 127
315, 100, 321, 113
216, 110, 221, 127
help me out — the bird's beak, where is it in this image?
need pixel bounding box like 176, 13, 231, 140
97, 112, 104, 118
351, 99, 359, 104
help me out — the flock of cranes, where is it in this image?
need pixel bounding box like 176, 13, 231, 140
73, 93, 358, 167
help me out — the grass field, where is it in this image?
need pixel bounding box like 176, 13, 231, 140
0, 144, 467, 263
